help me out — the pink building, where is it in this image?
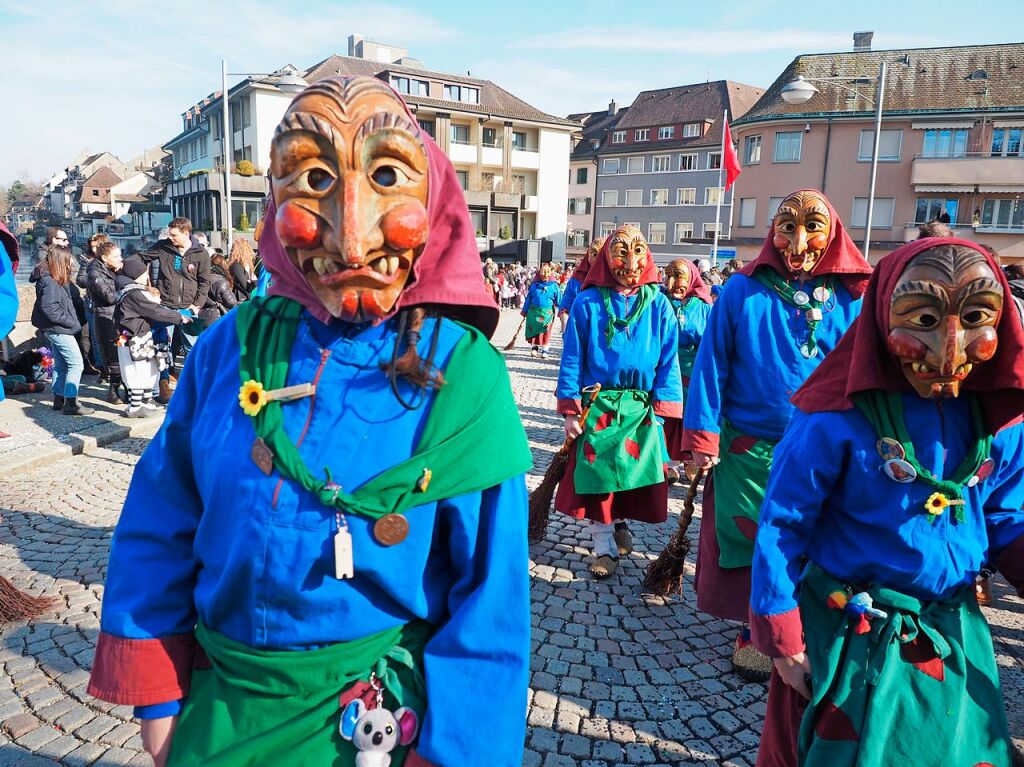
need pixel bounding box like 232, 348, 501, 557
730, 38, 1024, 264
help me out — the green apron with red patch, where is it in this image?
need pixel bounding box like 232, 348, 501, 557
525, 307, 554, 339
713, 419, 777, 569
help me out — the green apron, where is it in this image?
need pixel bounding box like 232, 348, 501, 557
797, 563, 1011, 767
525, 306, 554, 339
712, 420, 777, 569
169, 621, 432, 767
678, 345, 698, 405
573, 388, 665, 494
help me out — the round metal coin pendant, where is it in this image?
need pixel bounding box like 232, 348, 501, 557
884, 458, 918, 484
373, 513, 410, 546
800, 342, 818, 359
876, 437, 906, 462
813, 286, 831, 303
793, 291, 811, 307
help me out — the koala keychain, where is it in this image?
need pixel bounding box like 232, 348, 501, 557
339, 673, 419, 767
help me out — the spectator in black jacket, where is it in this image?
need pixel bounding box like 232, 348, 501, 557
77, 233, 109, 376
88, 241, 124, 402
200, 254, 239, 324
31, 245, 94, 416
137, 216, 210, 317
228, 238, 258, 302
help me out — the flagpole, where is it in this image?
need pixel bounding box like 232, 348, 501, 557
711, 109, 727, 267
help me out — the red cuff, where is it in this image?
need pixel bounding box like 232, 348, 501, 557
681, 428, 720, 456
88, 632, 196, 706
750, 607, 806, 657
996, 534, 1024, 596
653, 400, 682, 419
557, 397, 582, 416
404, 750, 439, 767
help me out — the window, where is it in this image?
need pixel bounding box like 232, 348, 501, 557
450, 124, 470, 144
417, 119, 435, 139
658, 126, 675, 140
568, 197, 591, 215
651, 189, 669, 205
648, 223, 666, 244
390, 76, 429, 96
626, 157, 644, 174
576, 167, 588, 184
570, 229, 590, 247
92, 189, 99, 197
652, 155, 671, 172
990, 128, 1023, 157
858, 129, 903, 161
602, 158, 620, 174
612, 131, 626, 144
510, 174, 527, 194
980, 199, 1024, 229
480, 172, 496, 192
678, 153, 697, 171
625, 189, 643, 206
490, 210, 516, 239
705, 187, 724, 205
229, 98, 251, 130
703, 223, 719, 239
739, 198, 757, 227
676, 188, 696, 205
635, 129, 649, 141
683, 123, 701, 138
922, 128, 969, 158
915, 198, 958, 224
512, 131, 528, 151
744, 135, 762, 164
600, 190, 618, 207
774, 131, 803, 162
199, 135, 208, 157
443, 84, 479, 104
851, 197, 896, 228
767, 196, 785, 225
708, 152, 721, 170
456, 170, 468, 190
483, 127, 499, 147
674, 223, 694, 242
600, 222, 615, 237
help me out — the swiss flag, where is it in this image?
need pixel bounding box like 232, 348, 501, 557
723, 120, 742, 191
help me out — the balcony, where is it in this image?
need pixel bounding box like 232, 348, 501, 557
481, 145, 503, 167
510, 147, 540, 170
911, 154, 1024, 192
449, 141, 477, 164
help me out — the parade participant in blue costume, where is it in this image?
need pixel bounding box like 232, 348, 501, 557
0, 223, 18, 406
522, 263, 561, 358
682, 190, 872, 681
750, 238, 1024, 767
558, 236, 605, 333
89, 76, 533, 767
555, 225, 682, 578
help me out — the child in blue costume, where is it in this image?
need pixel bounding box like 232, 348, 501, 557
555, 225, 682, 578
522, 263, 561, 358
750, 238, 1024, 767
89, 77, 532, 767
558, 236, 605, 334
681, 190, 872, 680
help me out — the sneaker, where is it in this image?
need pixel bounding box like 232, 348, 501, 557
125, 407, 149, 419
540, 349, 550, 360
141, 401, 161, 412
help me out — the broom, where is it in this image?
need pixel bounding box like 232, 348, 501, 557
0, 576, 57, 624
527, 384, 602, 542
642, 467, 706, 596
503, 317, 526, 351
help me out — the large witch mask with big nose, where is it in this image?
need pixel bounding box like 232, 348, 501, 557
270, 78, 429, 322
773, 190, 831, 276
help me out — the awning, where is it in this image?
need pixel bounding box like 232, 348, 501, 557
914, 185, 974, 193
977, 185, 1024, 193
992, 119, 1024, 128
911, 121, 976, 130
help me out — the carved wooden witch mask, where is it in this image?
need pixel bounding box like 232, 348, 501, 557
664, 258, 690, 299
606, 225, 649, 288
773, 190, 832, 276
888, 244, 1004, 399
586, 236, 607, 266
270, 77, 429, 322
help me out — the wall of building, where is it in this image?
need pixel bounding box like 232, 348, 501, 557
567, 159, 597, 256
537, 128, 570, 263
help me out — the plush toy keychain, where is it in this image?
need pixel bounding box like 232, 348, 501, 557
339, 673, 419, 767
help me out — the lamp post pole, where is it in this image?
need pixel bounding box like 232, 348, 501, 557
221, 59, 233, 251
861, 61, 886, 261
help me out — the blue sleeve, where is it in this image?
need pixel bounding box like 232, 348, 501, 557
652, 299, 682, 405
416, 475, 529, 767
555, 299, 586, 401
559, 279, 579, 313
751, 410, 844, 617
682, 284, 739, 436
0, 241, 16, 341
135, 700, 183, 719
983, 425, 1024, 556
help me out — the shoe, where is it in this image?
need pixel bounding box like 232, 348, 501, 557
142, 401, 161, 413
157, 379, 172, 405
613, 522, 633, 556
665, 465, 681, 484
106, 384, 123, 405
125, 407, 149, 419
62, 398, 96, 416
530, 347, 539, 357
589, 554, 620, 579
52, 395, 65, 411
732, 628, 773, 683
540, 349, 550, 360
83, 363, 101, 377
975, 576, 993, 606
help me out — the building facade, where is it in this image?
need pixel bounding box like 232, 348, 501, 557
594, 81, 763, 264
566, 103, 625, 259
731, 39, 1024, 263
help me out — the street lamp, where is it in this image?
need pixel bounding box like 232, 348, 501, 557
220, 60, 308, 250
777, 62, 887, 259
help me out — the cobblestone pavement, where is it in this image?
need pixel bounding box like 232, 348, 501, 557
0, 309, 1021, 766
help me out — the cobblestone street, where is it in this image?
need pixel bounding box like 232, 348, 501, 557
0, 309, 1022, 766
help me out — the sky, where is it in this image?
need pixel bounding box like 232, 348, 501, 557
2, 0, 1023, 185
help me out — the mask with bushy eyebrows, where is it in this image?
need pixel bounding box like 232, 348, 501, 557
887, 244, 1003, 399
270, 77, 429, 322
586, 236, 607, 265
772, 190, 831, 276
606, 225, 649, 288
664, 259, 690, 299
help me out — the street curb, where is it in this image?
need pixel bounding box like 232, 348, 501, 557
3, 416, 164, 475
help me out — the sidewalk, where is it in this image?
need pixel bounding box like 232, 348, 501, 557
0, 375, 165, 475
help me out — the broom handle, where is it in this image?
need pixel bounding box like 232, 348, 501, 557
679, 467, 706, 525
557, 384, 603, 457
512, 317, 525, 338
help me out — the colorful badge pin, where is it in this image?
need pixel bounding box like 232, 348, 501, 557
884, 458, 917, 483
876, 437, 906, 462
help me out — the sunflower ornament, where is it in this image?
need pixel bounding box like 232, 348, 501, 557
239, 380, 268, 417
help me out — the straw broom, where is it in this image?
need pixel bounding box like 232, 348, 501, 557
0, 576, 57, 624
503, 317, 526, 351
527, 384, 602, 542
642, 468, 706, 596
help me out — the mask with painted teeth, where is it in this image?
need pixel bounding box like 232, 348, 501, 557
887, 244, 1004, 399
270, 76, 429, 323
664, 258, 690, 298
772, 190, 831, 277
606, 225, 650, 289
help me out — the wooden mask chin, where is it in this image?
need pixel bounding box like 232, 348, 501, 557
772, 191, 832, 277
664, 259, 690, 298
269, 77, 429, 323
606, 225, 649, 288
887, 244, 1003, 399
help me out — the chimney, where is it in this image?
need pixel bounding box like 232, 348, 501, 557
853, 31, 873, 51
348, 34, 363, 57
608, 99, 616, 116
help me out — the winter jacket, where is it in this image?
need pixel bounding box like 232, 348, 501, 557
31, 274, 83, 335
228, 261, 255, 302
138, 238, 211, 310
200, 267, 238, 324
76, 257, 92, 290
87, 259, 119, 320
114, 280, 184, 339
